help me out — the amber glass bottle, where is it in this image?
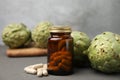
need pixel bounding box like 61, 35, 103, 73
47, 26, 74, 75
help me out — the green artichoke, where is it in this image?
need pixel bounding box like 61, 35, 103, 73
71, 31, 91, 67
88, 32, 120, 73
2, 23, 31, 48
32, 22, 53, 48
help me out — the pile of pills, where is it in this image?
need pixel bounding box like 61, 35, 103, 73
24, 63, 48, 77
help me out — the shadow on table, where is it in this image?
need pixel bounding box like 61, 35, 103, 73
74, 64, 120, 76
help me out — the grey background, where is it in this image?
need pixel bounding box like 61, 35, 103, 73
1, 0, 120, 45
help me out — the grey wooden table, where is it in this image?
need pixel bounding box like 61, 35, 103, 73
0, 46, 120, 80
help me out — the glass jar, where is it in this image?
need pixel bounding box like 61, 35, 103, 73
47, 26, 74, 75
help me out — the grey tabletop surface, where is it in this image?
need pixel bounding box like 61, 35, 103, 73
0, 45, 120, 80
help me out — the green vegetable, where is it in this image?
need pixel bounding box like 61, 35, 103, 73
88, 32, 120, 73
31, 22, 53, 48
71, 31, 91, 67
2, 23, 31, 48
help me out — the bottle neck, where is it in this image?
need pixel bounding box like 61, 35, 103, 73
50, 32, 71, 38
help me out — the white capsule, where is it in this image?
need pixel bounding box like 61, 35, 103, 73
42, 69, 48, 76
32, 63, 43, 70
37, 68, 43, 77
43, 64, 47, 69
24, 67, 37, 74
